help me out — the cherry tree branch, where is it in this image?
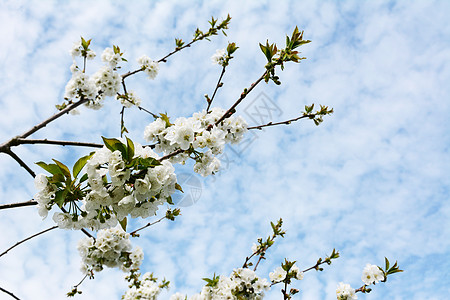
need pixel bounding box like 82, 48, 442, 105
0, 226, 58, 258
129, 215, 167, 236
206, 66, 226, 112
0, 200, 37, 210
0, 286, 20, 300
215, 70, 268, 126
13, 138, 103, 148
1, 149, 36, 178
247, 114, 315, 130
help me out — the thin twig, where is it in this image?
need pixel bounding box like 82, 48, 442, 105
129, 216, 167, 236
215, 70, 268, 126
0, 286, 20, 300
0, 226, 58, 258
206, 66, 226, 112
0, 200, 37, 210
247, 114, 315, 130
16, 98, 89, 140
3, 149, 36, 178
159, 149, 184, 162
14, 138, 103, 148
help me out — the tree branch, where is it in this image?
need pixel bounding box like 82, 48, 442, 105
129, 216, 167, 236
206, 66, 226, 113
0, 226, 58, 258
14, 138, 103, 148
247, 114, 315, 130
0, 200, 37, 210
0, 286, 20, 300
2, 149, 36, 178
17, 98, 88, 141
215, 70, 268, 126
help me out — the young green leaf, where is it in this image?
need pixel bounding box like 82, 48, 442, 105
126, 137, 135, 161
119, 217, 127, 231
36, 162, 63, 175
52, 159, 71, 179
73, 153, 94, 179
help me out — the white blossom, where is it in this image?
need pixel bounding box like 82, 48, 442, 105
361, 263, 384, 285
336, 282, 357, 300
211, 48, 226, 66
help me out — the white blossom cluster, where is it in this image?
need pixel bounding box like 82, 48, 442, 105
70, 41, 96, 60
335, 263, 385, 299
65, 47, 122, 110
211, 48, 226, 66
64, 40, 157, 111
34, 174, 56, 219
144, 107, 247, 176
101, 47, 122, 68
361, 263, 384, 285
123, 273, 167, 300
186, 268, 270, 299
336, 282, 357, 300
77, 226, 143, 274
137, 55, 160, 79
269, 264, 304, 283
35, 143, 177, 231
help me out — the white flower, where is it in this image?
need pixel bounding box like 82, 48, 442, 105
211, 48, 226, 65
170, 292, 186, 300
361, 264, 384, 285
290, 264, 304, 280
269, 266, 287, 283
336, 282, 357, 300
70, 42, 82, 58
137, 55, 159, 79
34, 174, 48, 191
86, 50, 96, 60
52, 212, 73, 229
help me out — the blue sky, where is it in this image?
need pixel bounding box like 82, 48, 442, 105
0, 0, 449, 299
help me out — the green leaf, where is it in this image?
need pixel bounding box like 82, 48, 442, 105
137, 157, 161, 169
385, 257, 390, 270
52, 159, 71, 179
159, 113, 172, 127
36, 162, 63, 175
79, 173, 89, 183
119, 217, 127, 231
49, 173, 65, 183
102, 136, 122, 152
54, 190, 66, 207
166, 196, 174, 205
73, 153, 93, 179
126, 137, 135, 161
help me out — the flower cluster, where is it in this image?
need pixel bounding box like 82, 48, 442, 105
70, 40, 96, 60
361, 264, 384, 285
188, 268, 270, 299
65, 43, 122, 109
123, 272, 169, 300
34, 174, 57, 219
336, 282, 357, 300
77, 227, 143, 274
35, 140, 178, 231
101, 47, 122, 68
63, 38, 157, 112
137, 55, 159, 79
269, 263, 304, 283
336, 263, 386, 299
144, 107, 247, 176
